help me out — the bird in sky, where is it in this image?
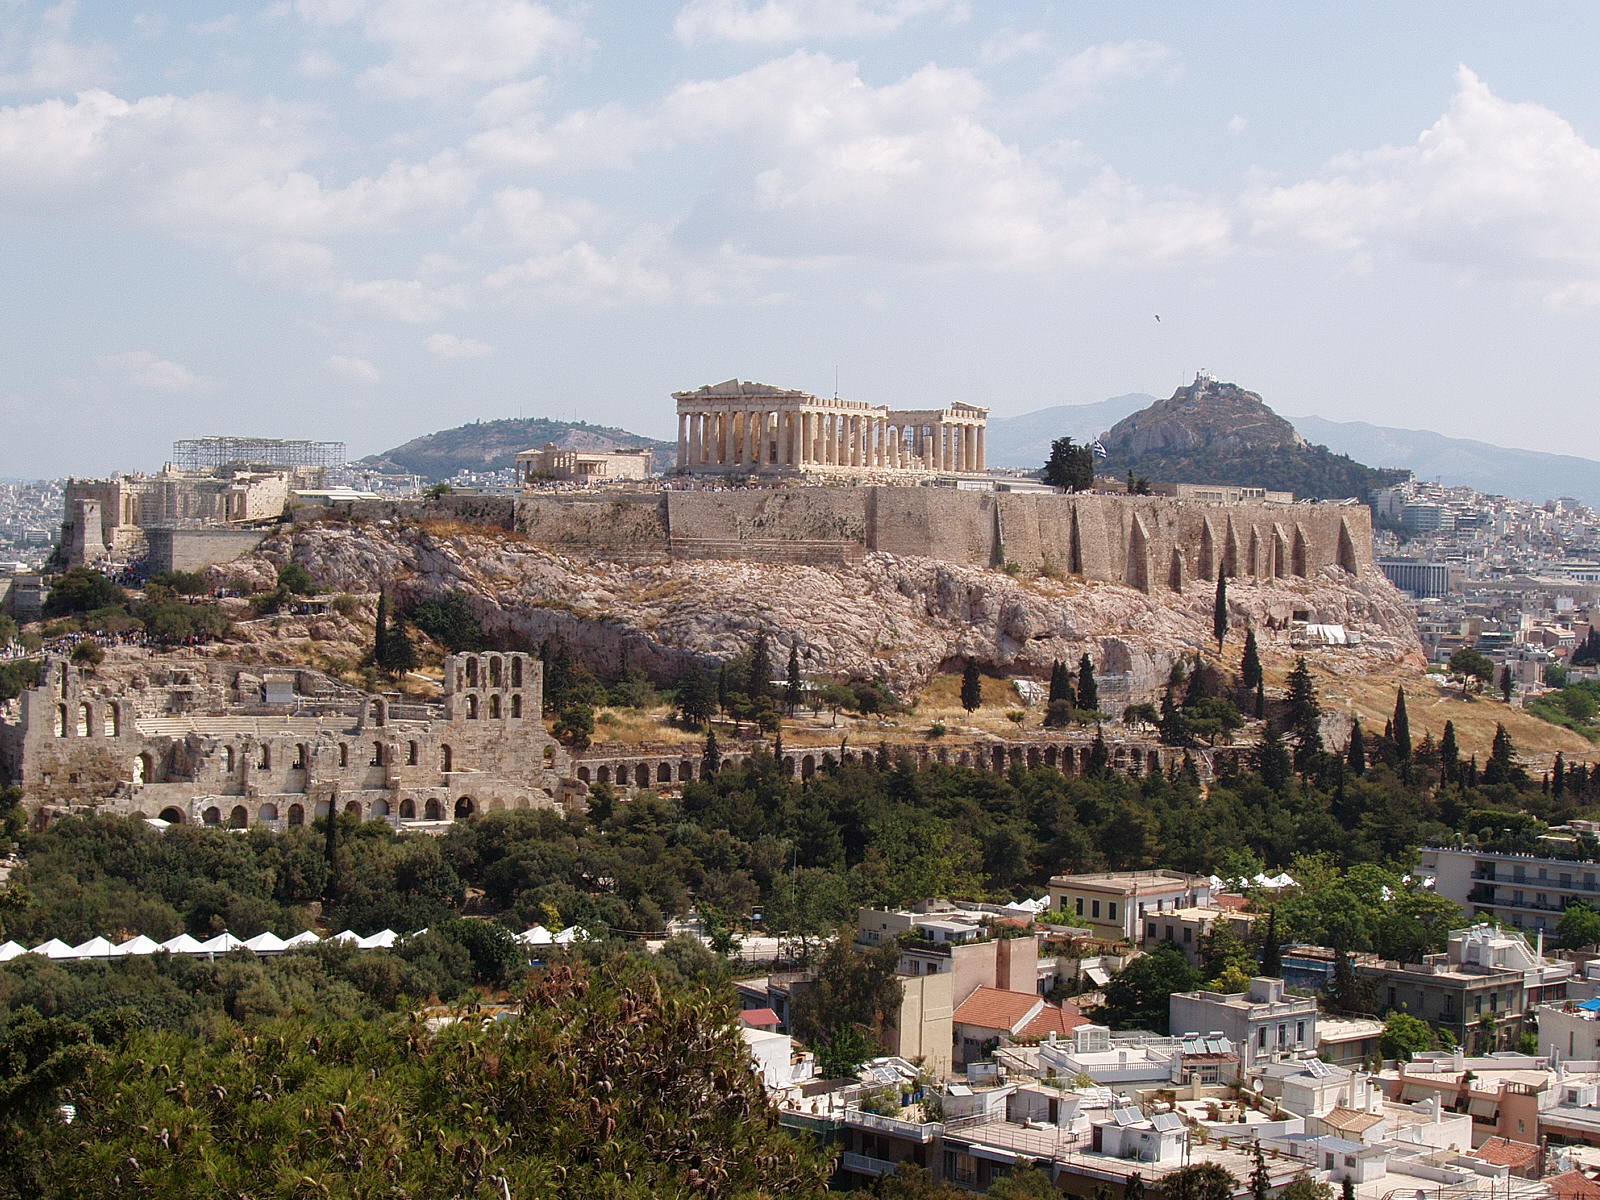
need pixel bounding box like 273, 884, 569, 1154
1154, 314, 1161, 322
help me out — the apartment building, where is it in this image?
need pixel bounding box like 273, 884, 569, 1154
1421, 846, 1600, 938
1046, 870, 1211, 943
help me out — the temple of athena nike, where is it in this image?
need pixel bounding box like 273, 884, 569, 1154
673, 379, 988, 479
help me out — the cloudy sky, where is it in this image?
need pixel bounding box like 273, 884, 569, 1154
4, 1, 1599, 477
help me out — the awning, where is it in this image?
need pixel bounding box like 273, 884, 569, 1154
1469, 1097, 1499, 1118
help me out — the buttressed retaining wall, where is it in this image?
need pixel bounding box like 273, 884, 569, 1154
510, 487, 1373, 592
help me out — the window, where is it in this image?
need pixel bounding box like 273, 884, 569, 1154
1296, 1021, 1306, 1044
1182, 928, 1193, 944
1091, 900, 1101, 919
1147, 923, 1157, 939
1075, 897, 1084, 916
1258, 1027, 1268, 1049
1109, 901, 1118, 920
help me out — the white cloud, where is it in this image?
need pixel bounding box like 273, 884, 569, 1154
1029, 40, 1177, 114
93, 350, 216, 393
335, 277, 468, 323
293, 0, 583, 100
457, 186, 595, 250
978, 28, 1047, 68
486, 241, 672, 308
1247, 67, 1600, 303
423, 332, 493, 358
0, 1, 117, 93
328, 353, 381, 382
674, 0, 962, 45
1228, 114, 1248, 136
0, 89, 475, 236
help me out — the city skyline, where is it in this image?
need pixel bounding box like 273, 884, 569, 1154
4, 2, 1600, 476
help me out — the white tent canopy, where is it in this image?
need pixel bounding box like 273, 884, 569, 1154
162, 933, 204, 954
517, 925, 554, 945
328, 930, 361, 945
0, 941, 26, 962
197, 932, 246, 955
32, 939, 76, 959
283, 930, 322, 948
115, 935, 162, 956
71, 936, 118, 959
244, 932, 287, 955
357, 930, 397, 950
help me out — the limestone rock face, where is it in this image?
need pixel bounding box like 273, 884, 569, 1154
217, 522, 1422, 704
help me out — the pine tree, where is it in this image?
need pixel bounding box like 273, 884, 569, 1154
1285, 656, 1322, 767
1076, 652, 1098, 713
1256, 723, 1292, 794
1240, 627, 1262, 691
1440, 720, 1459, 786
379, 614, 418, 676
1485, 723, 1523, 786
785, 644, 803, 714
1346, 719, 1366, 776
960, 658, 982, 712
1159, 689, 1189, 746
1213, 573, 1228, 649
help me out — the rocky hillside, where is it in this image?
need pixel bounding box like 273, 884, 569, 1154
1099, 377, 1409, 500
359, 418, 676, 478
216, 520, 1422, 706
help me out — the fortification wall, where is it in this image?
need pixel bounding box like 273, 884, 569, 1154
330, 494, 520, 530
501, 486, 1374, 591
146, 528, 270, 573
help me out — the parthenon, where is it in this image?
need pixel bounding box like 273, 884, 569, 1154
673, 379, 988, 478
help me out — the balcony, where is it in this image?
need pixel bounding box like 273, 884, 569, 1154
840, 1109, 944, 1143
840, 1152, 901, 1178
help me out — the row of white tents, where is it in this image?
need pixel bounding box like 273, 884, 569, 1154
0, 924, 593, 964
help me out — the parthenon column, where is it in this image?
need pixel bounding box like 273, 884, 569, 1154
976, 425, 985, 471
678, 412, 688, 468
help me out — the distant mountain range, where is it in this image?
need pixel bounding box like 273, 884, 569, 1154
360, 418, 676, 477
989, 398, 1600, 508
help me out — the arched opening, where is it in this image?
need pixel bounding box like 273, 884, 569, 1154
371, 741, 384, 766
288, 804, 305, 826
345, 800, 362, 817
259, 803, 279, 822
489, 656, 502, 688
259, 744, 271, 770
202, 806, 221, 826
78, 703, 92, 737
229, 805, 248, 828
511, 657, 523, 687
511, 695, 522, 718
489, 797, 505, 811
372, 798, 389, 817
339, 743, 349, 767
56, 703, 67, 738
465, 694, 479, 720
542, 745, 554, 767
401, 798, 417, 819
466, 658, 479, 687
223, 745, 235, 773
515, 796, 530, 809
596, 766, 611, 785
158, 806, 185, 824
576, 766, 591, 783
679, 761, 694, 781
657, 762, 672, 783
489, 694, 502, 719
454, 796, 475, 819
294, 743, 308, 769
369, 700, 386, 727
441, 745, 453, 772
634, 764, 649, 787
105, 706, 119, 737
407, 740, 419, 765
133, 753, 153, 784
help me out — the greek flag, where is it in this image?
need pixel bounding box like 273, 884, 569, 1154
1090, 439, 1108, 459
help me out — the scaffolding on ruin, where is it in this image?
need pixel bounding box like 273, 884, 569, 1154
172, 437, 346, 471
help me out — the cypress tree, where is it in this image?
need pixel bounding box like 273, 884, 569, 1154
322, 796, 340, 903
960, 658, 982, 712
1241, 627, 1262, 691
1213, 572, 1228, 649
1159, 689, 1188, 746
373, 591, 390, 667
748, 633, 772, 701
1555, 751, 1567, 798
1393, 688, 1412, 779
1125, 1174, 1145, 1200
1258, 909, 1281, 977
702, 728, 721, 776
1485, 723, 1522, 786
1285, 656, 1322, 765
785, 644, 803, 714
1254, 678, 1266, 719
1346, 719, 1366, 776
1076, 652, 1098, 713
1440, 720, 1459, 785
1087, 727, 1110, 778
717, 664, 730, 714
1250, 1141, 1271, 1200
1048, 659, 1071, 706
1500, 663, 1514, 704
1256, 723, 1292, 794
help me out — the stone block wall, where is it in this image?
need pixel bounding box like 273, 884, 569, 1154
146, 528, 270, 572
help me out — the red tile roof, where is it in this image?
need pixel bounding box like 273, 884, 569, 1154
953, 987, 1044, 1034
1020, 1005, 1091, 1040
739, 1008, 782, 1028
1548, 1171, 1600, 1200
1473, 1138, 1542, 1171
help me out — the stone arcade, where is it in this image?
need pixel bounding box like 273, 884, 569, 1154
674, 379, 988, 478
0, 652, 575, 826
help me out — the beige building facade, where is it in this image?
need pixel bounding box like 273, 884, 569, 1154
673, 379, 988, 478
